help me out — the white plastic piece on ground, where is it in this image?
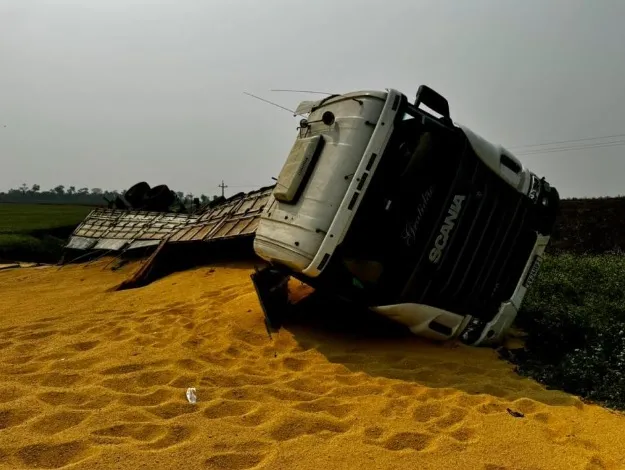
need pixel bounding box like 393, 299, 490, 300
371, 303, 470, 341
186, 387, 197, 404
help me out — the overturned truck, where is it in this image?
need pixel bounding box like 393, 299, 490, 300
251, 86, 559, 346
65, 85, 559, 347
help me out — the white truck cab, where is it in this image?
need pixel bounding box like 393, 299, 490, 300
252, 86, 559, 346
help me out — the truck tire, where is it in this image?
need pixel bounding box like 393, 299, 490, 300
144, 184, 176, 212
124, 182, 150, 208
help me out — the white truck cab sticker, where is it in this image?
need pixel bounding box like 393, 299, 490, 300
429, 194, 466, 264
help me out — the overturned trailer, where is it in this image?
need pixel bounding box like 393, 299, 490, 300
251, 86, 559, 346
63, 186, 274, 283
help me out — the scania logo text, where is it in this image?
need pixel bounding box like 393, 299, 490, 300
429, 195, 466, 264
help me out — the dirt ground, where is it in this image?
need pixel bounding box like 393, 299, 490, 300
0, 260, 624, 470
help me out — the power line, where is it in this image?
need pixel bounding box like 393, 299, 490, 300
508, 133, 625, 150
227, 184, 266, 188
515, 140, 625, 156
220, 133, 625, 191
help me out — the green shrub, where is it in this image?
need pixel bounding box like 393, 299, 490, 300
510, 254, 625, 409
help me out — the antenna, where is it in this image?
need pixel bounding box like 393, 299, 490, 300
243, 92, 304, 117
270, 89, 334, 95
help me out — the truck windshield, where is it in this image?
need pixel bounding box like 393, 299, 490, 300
383, 102, 451, 197
338, 99, 461, 303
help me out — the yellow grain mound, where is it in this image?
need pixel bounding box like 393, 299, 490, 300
0, 261, 623, 470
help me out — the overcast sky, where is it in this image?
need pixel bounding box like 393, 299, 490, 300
1, 0, 624, 198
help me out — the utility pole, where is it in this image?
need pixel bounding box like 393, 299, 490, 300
218, 180, 228, 198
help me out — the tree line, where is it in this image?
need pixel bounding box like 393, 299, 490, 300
0, 183, 217, 206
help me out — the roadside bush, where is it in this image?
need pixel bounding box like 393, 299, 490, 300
509, 254, 625, 409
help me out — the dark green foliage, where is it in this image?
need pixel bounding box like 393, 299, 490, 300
511, 254, 625, 409
0, 184, 216, 208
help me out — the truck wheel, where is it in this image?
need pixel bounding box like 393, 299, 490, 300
124, 182, 150, 208
144, 185, 176, 212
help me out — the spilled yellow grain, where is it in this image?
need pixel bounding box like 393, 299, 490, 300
0, 260, 623, 470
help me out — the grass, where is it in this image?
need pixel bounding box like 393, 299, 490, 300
0, 203, 93, 234
0, 203, 94, 262
508, 254, 625, 410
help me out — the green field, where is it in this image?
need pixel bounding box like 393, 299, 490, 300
0, 203, 93, 262
0, 203, 92, 234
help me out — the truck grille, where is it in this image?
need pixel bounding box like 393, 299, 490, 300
400, 145, 537, 321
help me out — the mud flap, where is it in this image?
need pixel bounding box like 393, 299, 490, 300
250, 266, 291, 339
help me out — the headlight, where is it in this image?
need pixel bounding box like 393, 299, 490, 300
528, 174, 541, 203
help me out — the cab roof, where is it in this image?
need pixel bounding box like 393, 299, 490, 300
295, 89, 389, 115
